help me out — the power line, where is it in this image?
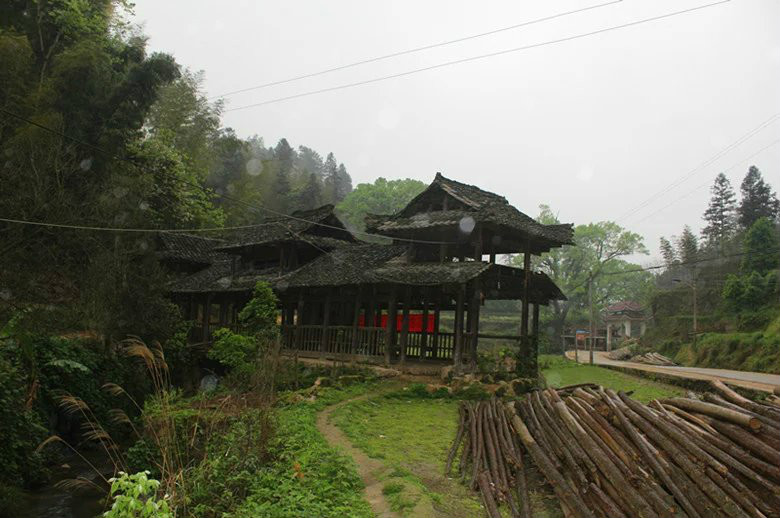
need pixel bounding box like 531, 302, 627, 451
210, 0, 622, 100
616, 112, 780, 222
0, 216, 278, 234
224, 1, 730, 113
630, 138, 780, 225
601, 247, 780, 276
0, 108, 457, 244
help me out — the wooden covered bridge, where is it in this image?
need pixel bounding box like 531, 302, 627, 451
164, 173, 573, 376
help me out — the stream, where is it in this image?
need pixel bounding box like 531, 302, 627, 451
20, 450, 110, 518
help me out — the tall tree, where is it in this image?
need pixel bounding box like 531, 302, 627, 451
738, 166, 779, 228
336, 177, 426, 231
295, 171, 322, 211
322, 152, 339, 203
701, 173, 737, 253
335, 163, 353, 202
660, 237, 678, 267
524, 206, 649, 340
741, 218, 780, 275
677, 226, 698, 265
296, 146, 324, 178
272, 138, 295, 213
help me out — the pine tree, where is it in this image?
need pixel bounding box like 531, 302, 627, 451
273, 139, 296, 213
660, 237, 677, 267
297, 171, 322, 210
334, 163, 353, 202
741, 217, 780, 274
322, 152, 338, 203
738, 166, 780, 228
701, 173, 737, 253
677, 226, 698, 265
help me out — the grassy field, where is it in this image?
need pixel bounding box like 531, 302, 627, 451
330, 393, 482, 517
540, 354, 684, 402
330, 389, 567, 518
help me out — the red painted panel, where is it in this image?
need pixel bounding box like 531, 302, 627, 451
358, 314, 435, 332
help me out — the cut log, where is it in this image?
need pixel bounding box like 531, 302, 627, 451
506, 403, 596, 518
664, 397, 761, 430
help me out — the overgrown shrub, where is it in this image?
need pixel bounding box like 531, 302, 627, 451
104, 471, 173, 518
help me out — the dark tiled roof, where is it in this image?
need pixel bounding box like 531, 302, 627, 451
606, 301, 643, 312
366, 173, 574, 248
275, 244, 566, 303
274, 244, 409, 290
156, 233, 228, 264
167, 260, 283, 293
217, 205, 354, 252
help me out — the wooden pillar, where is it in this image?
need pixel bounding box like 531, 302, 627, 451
203, 294, 213, 343
489, 253, 496, 264
219, 298, 227, 327
431, 298, 441, 359
531, 301, 540, 376
399, 286, 411, 365
518, 251, 532, 377
420, 289, 429, 360
469, 279, 481, 371
320, 289, 332, 356
453, 283, 465, 374
385, 286, 398, 365
350, 287, 362, 360
294, 292, 305, 350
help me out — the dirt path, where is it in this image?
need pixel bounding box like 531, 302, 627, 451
317, 394, 401, 518
566, 350, 780, 392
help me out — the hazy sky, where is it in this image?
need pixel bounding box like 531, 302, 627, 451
131, 0, 780, 264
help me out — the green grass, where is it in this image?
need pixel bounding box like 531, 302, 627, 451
330, 392, 482, 518
226, 383, 376, 518
540, 355, 684, 402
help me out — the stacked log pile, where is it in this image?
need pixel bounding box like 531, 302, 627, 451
448, 380, 780, 518
629, 352, 678, 366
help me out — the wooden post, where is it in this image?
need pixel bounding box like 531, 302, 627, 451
294, 292, 305, 351
420, 289, 429, 360
588, 275, 595, 365
385, 286, 397, 365
489, 253, 496, 264
400, 286, 411, 365
518, 251, 531, 377
432, 298, 441, 359
350, 287, 362, 361
469, 279, 481, 372
531, 302, 540, 376
320, 289, 332, 356
203, 294, 212, 344
454, 283, 465, 374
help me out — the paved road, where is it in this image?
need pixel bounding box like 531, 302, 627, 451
565, 350, 780, 393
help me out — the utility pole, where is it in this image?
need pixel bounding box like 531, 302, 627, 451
692, 267, 698, 346
588, 274, 595, 365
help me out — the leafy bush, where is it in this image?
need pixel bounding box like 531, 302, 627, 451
208, 328, 258, 374
104, 471, 173, 518
238, 281, 279, 338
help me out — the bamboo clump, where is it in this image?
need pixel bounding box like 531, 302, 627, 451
447, 380, 780, 518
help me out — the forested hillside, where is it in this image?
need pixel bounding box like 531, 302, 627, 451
0, 2, 353, 341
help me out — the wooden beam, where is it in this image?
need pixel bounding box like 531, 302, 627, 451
469, 279, 481, 371
454, 283, 465, 374
294, 291, 305, 350
350, 287, 363, 360
399, 286, 411, 365
420, 289, 429, 360
432, 297, 441, 359
320, 289, 332, 356
518, 251, 532, 377
531, 302, 540, 377
385, 286, 398, 365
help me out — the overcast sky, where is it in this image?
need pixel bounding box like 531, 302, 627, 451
131, 0, 780, 264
